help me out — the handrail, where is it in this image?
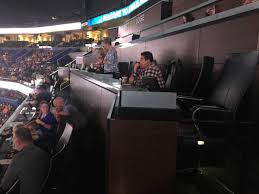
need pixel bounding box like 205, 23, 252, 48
57, 55, 70, 66
65, 59, 76, 67
60, 81, 70, 91
47, 48, 70, 63
49, 70, 58, 77
0, 95, 29, 133
16, 49, 32, 62
131, 1, 259, 43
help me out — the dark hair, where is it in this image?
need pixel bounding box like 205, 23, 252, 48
115, 42, 120, 46
103, 37, 112, 45
141, 51, 154, 62
37, 84, 47, 91
183, 13, 195, 22
96, 48, 105, 59
97, 40, 103, 45
14, 126, 33, 142
39, 100, 49, 108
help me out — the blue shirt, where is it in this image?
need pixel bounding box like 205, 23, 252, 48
38, 112, 57, 135
103, 47, 119, 73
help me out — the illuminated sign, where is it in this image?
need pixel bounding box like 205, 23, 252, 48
86, 0, 149, 26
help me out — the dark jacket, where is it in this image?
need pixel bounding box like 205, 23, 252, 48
0, 144, 50, 194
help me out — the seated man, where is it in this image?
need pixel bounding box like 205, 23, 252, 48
129, 51, 165, 88
53, 96, 78, 122
0, 126, 50, 194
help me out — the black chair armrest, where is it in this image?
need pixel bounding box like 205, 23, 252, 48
177, 95, 205, 111
177, 95, 204, 102
192, 106, 234, 124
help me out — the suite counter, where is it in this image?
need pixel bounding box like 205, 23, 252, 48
69, 70, 177, 194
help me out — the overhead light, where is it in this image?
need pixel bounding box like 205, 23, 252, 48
0, 22, 82, 34
51, 16, 57, 20
0, 80, 33, 95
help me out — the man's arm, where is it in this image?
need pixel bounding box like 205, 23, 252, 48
129, 63, 141, 85
156, 70, 165, 88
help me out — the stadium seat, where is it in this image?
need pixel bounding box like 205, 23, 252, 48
190, 56, 214, 99
4, 180, 19, 194
52, 123, 73, 159
177, 51, 259, 166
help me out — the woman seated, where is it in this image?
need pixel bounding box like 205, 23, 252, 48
35, 101, 57, 136
33, 101, 57, 152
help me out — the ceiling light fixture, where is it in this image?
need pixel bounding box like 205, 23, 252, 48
0, 22, 82, 34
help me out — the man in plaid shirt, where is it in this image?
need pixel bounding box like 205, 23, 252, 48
129, 51, 165, 88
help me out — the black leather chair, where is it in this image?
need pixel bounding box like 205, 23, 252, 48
40, 159, 52, 194
141, 77, 160, 90
177, 51, 259, 194
177, 51, 259, 120
52, 123, 73, 159
190, 56, 214, 99
4, 180, 19, 194
55, 115, 70, 144
45, 123, 73, 193
165, 59, 183, 91
177, 50, 258, 155
128, 61, 136, 76
118, 62, 130, 77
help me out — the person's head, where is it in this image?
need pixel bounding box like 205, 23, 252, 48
206, 4, 220, 16
44, 76, 54, 85
103, 37, 112, 50
140, 51, 154, 68
12, 126, 33, 151
114, 42, 120, 46
242, 0, 256, 5
39, 101, 49, 115
96, 48, 105, 61
13, 124, 25, 134
182, 13, 195, 24
53, 96, 65, 112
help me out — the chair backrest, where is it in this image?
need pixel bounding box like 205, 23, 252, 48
55, 115, 69, 138
208, 51, 259, 112
128, 61, 136, 76
165, 59, 183, 91
5, 180, 19, 194
40, 158, 52, 193
49, 85, 54, 94
118, 62, 129, 77
191, 56, 214, 98
52, 123, 73, 159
